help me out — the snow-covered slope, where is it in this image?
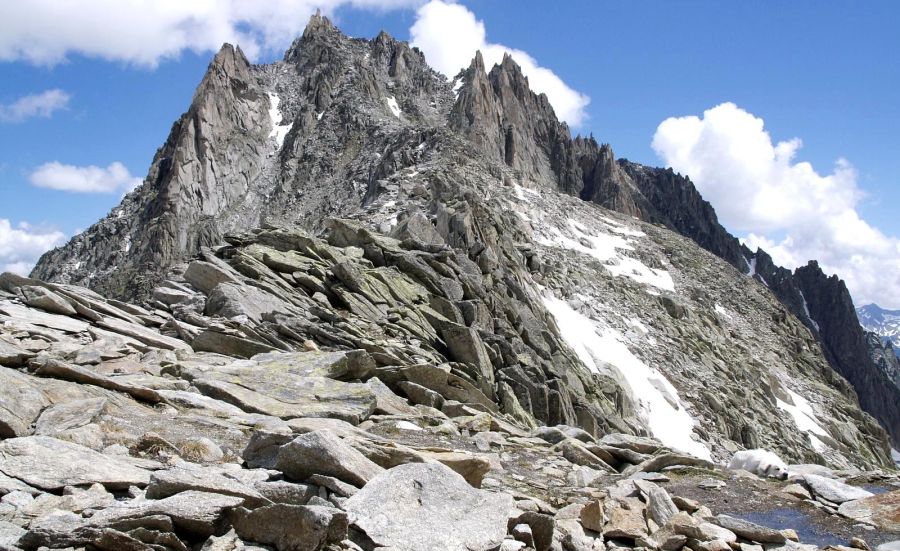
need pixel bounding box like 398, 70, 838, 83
858, 303, 900, 352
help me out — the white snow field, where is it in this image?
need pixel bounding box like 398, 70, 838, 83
267, 93, 292, 148
776, 388, 830, 452
542, 294, 712, 460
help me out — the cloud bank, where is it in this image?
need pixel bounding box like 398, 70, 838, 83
29, 161, 143, 194
0, 0, 588, 126
0, 0, 417, 66
653, 102, 900, 308
410, 0, 590, 126
0, 219, 65, 276
0, 89, 70, 123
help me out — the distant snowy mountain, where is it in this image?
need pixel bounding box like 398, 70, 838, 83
857, 303, 900, 352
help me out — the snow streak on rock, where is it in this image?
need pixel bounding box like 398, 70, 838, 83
535, 218, 675, 292
776, 388, 830, 452
386, 95, 401, 118
542, 294, 711, 460
267, 93, 292, 148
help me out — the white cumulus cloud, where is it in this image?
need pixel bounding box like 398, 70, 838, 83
29, 161, 143, 194
652, 102, 900, 308
0, 0, 419, 67
0, 219, 66, 276
409, 0, 590, 126
0, 89, 70, 123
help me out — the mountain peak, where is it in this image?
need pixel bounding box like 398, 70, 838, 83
283, 11, 343, 62
28, 16, 900, 461
302, 9, 337, 39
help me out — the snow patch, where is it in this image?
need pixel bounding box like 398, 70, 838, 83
267, 93, 292, 148
543, 294, 711, 460
605, 257, 675, 292
599, 216, 645, 237
316, 111, 324, 121
627, 318, 649, 334
892, 448, 900, 466
386, 96, 401, 118
776, 389, 830, 452
536, 219, 675, 292
798, 290, 820, 332
395, 420, 422, 431
714, 304, 731, 319
512, 183, 540, 201
452, 78, 464, 97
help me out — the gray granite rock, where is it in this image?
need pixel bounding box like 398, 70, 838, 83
0, 436, 151, 490
275, 430, 383, 486
345, 462, 513, 551
229, 504, 347, 551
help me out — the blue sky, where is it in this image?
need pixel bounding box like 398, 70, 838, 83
1, 1, 898, 305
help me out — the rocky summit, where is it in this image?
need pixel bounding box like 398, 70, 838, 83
1, 12, 896, 551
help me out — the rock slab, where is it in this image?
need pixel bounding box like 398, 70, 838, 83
344, 461, 514, 551
0, 436, 151, 490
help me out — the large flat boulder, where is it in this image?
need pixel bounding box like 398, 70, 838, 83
0, 368, 48, 437
189, 355, 377, 424
441, 326, 495, 395
96, 315, 192, 351
25, 490, 244, 546
0, 300, 89, 333
249, 349, 375, 380
34, 397, 107, 436
0, 436, 151, 490
20, 285, 77, 316
229, 504, 348, 551
146, 464, 271, 508
205, 281, 292, 323
713, 514, 786, 544
29, 357, 165, 404
344, 461, 513, 551
192, 330, 277, 358
275, 430, 383, 486
0, 339, 35, 367
837, 489, 900, 531
803, 474, 874, 504
184, 260, 240, 294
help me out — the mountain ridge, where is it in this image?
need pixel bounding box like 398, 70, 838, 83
29, 14, 897, 455
858, 302, 900, 351
2, 14, 898, 549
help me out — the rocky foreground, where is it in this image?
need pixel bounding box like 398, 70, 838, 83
1, 252, 898, 550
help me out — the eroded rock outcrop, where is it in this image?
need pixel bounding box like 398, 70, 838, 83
5, 12, 898, 551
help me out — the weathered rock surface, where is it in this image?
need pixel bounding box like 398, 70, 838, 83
803, 474, 874, 504
345, 462, 514, 551
0, 13, 893, 551
838, 489, 900, 531
275, 430, 383, 486
229, 504, 348, 551
0, 436, 151, 490
0, 368, 47, 438
713, 514, 787, 543
146, 465, 271, 508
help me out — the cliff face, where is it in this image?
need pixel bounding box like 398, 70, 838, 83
32, 45, 271, 300
32, 15, 452, 301
793, 262, 900, 447
741, 246, 900, 447
867, 331, 900, 391
28, 15, 895, 465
